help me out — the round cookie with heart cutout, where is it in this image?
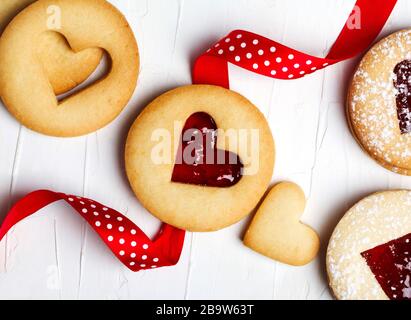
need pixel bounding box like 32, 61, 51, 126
327, 190, 411, 300
0, 0, 139, 137
347, 29, 411, 175
125, 85, 275, 232
0, 0, 102, 95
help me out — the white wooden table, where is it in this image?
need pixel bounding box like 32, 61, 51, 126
1, 0, 410, 300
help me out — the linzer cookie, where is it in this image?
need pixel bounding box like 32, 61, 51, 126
347, 29, 411, 175
327, 190, 411, 300
125, 85, 275, 232
0, 0, 102, 95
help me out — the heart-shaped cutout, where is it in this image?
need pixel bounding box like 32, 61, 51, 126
171, 112, 243, 187
0, 0, 102, 96
0, 1, 102, 95
0, 0, 139, 137
38, 31, 103, 96
243, 182, 320, 266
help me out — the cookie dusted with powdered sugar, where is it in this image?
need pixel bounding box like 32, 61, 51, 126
327, 190, 411, 300
347, 29, 411, 175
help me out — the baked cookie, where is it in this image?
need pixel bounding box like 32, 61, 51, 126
125, 85, 275, 232
0, 0, 139, 137
0, 0, 102, 95
243, 182, 320, 266
347, 29, 411, 175
327, 190, 411, 300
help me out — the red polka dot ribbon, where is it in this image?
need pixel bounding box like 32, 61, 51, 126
0, 0, 398, 274
193, 0, 397, 88
0, 190, 185, 272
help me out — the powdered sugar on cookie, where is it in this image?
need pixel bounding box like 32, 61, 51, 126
348, 29, 411, 174
327, 191, 411, 300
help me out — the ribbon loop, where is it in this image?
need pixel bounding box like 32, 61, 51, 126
0, 190, 185, 272
193, 0, 397, 87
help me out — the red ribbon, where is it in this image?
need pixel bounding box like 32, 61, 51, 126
193, 0, 397, 88
0, 190, 185, 272
0, 0, 397, 273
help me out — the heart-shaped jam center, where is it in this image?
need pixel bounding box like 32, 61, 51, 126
361, 233, 411, 300
171, 112, 243, 187
394, 60, 411, 134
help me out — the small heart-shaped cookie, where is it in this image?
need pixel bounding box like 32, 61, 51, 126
243, 182, 320, 266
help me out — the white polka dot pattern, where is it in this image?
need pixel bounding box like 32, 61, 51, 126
202, 30, 335, 80
193, 8, 398, 87
0, 190, 186, 273
62, 192, 186, 272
